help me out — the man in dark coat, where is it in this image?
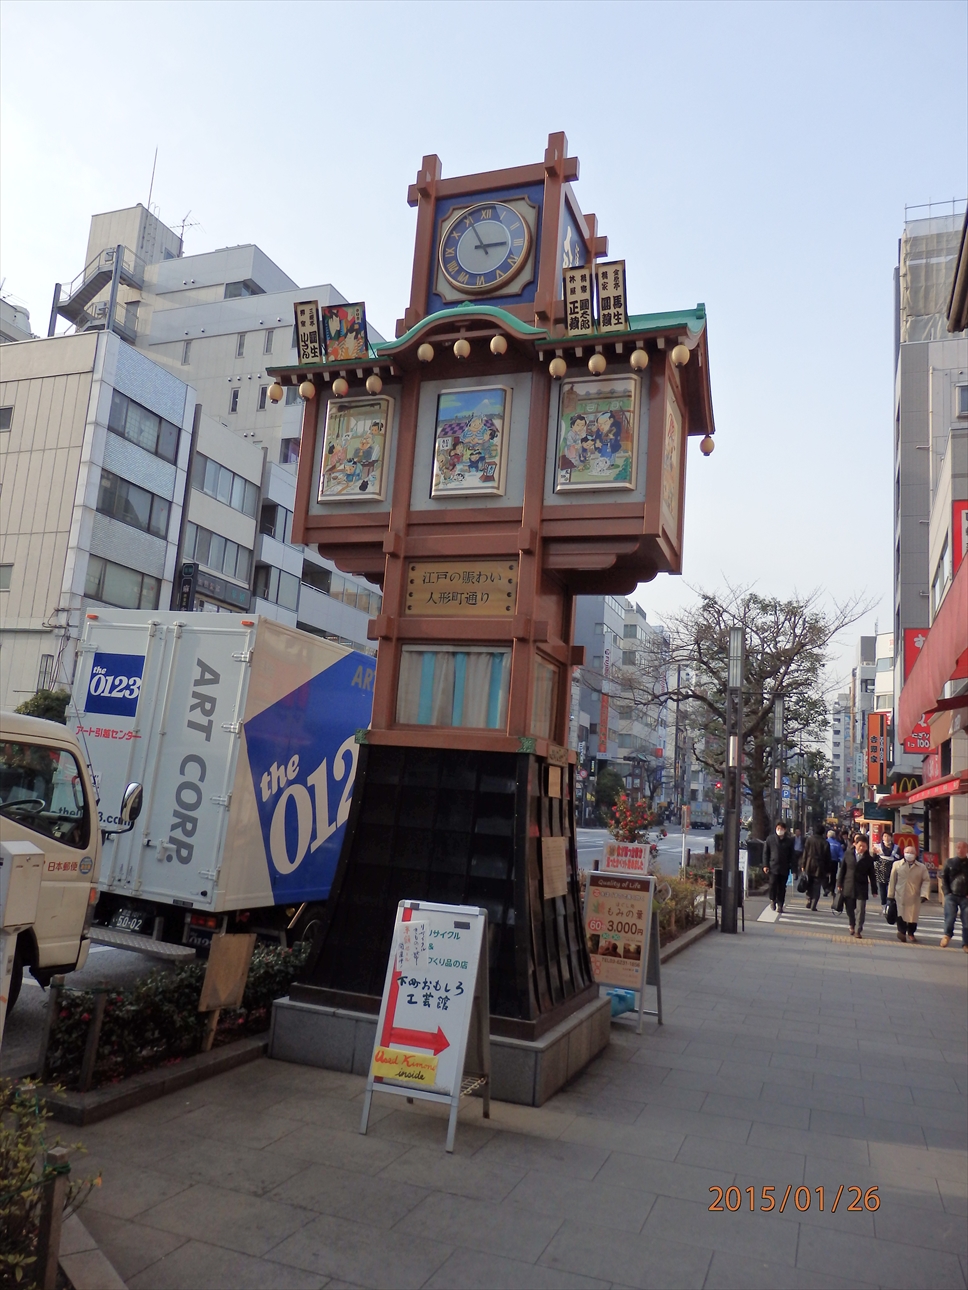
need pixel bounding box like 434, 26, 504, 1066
801, 826, 831, 910
836, 835, 877, 938
763, 821, 796, 913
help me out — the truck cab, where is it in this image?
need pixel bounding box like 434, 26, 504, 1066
0, 711, 136, 1010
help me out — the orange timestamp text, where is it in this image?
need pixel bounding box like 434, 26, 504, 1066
709, 1185, 879, 1213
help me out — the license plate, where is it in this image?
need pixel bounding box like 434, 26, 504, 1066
110, 908, 147, 933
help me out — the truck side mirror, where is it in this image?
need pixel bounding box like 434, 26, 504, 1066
120, 783, 143, 826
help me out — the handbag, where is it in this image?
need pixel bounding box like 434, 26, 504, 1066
885, 898, 898, 925
833, 891, 845, 913
797, 874, 808, 893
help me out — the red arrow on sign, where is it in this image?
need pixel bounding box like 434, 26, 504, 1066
389, 1025, 450, 1055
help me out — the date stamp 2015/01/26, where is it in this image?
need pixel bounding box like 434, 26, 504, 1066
709, 1186, 880, 1213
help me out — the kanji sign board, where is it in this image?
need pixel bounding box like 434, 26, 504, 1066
360, 900, 490, 1152
583, 871, 656, 1033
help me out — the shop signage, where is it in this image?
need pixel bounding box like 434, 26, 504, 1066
908, 776, 962, 804
360, 900, 489, 1153
563, 266, 594, 335
603, 841, 648, 874
903, 715, 932, 754
404, 560, 517, 617
903, 627, 928, 681
583, 871, 657, 1033
867, 713, 887, 786
196, 570, 249, 610
862, 803, 894, 822
599, 647, 611, 755
294, 300, 321, 364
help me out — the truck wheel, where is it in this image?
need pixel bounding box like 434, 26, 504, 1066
7, 939, 24, 1012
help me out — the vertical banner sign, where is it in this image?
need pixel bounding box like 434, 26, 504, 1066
598, 647, 610, 755
563, 267, 594, 335
360, 900, 490, 1153
594, 261, 628, 332
294, 300, 321, 364
903, 627, 928, 681
866, 712, 887, 786
953, 499, 968, 574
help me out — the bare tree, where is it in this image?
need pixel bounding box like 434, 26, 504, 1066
614, 586, 872, 839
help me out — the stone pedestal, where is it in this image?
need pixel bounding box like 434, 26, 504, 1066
269, 992, 611, 1107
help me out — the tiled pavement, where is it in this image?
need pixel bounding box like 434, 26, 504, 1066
68, 902, 967, 1289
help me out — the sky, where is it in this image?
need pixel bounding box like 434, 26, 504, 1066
2, 0, 966, 692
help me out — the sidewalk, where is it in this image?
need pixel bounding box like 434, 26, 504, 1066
66, 908, 967, 1290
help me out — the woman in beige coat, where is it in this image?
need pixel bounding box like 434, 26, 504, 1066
888, 847, 931, 943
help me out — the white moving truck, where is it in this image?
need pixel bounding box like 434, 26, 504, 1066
691, 801, 714, 829
1, 711, 142, 1019
68, 610, 374, 954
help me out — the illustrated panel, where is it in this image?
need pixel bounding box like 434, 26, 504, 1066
431, 385, 511, 498
554, 374, 640, 492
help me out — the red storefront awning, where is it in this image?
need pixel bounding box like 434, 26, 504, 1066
905, 772, 968, 804
898, 557, 968, 741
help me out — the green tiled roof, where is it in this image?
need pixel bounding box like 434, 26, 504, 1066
376, 303, 547, 355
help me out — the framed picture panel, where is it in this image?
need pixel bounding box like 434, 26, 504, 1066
318, 396, 394, 502
431, 386, 512, 498
554, 374, 640, 492
321, 303, 369, 362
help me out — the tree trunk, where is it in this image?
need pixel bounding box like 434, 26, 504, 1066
749, 737, 770, 839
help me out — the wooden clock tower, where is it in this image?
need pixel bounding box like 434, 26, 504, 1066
268, 132, 715, 1040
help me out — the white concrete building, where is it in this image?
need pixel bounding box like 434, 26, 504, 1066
50, 204, 381, 653
1, 298, 34, 345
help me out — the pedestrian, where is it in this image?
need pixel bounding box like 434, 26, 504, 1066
825, 830, 843, 897
888, 846, 931, 944
801, 826, 831, 910
873, 831, 900, 910
836, 835, 877, 938
940, 840, 968, 951
763, 820, 796, 914
792, 827, 804, 875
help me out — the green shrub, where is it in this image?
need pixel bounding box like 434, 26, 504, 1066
0, 1080, 98, 1288
657, 878, 708, 939
13, 691, 70, 725
44, 942, 309, 1090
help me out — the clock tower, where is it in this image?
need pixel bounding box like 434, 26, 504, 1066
267, 133, 716, 1100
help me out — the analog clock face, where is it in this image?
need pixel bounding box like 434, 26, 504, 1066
438, 202, 532, 295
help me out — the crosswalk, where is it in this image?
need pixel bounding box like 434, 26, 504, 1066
758, 897, 958, 947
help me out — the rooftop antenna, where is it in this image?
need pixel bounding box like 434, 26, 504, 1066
175, 210, 200, 252
146, 147, 158, 214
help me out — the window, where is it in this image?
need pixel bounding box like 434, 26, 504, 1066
0, 565, 11, 591
97, 469, 170, 538
280, 437, 299, 464
184, 522, 252, 582
37, 655, 55, 691
259, 502, 293, 543
264, 329, 274, 355
0, 406, 12, 431
85, 555, 159, 610
108, 390, 179, 463
0, 741, 90, 850
861, 679, 875, 693
224, 280, 264, 299
253, 564, 300, 611
236, 334, 246, 358
396, 646, 511, 729
301, 561, 331, 593
181, 340, 191, 365
932, 535, 951, 616
622, 651, 637, 666
229, 388, 240, 414
285, 385, 298, 405
532, 660, 558, 739
258, 385, 268, 410
623, 623, 637, 638
191, 453, 259, 516
956, 384, 968, 418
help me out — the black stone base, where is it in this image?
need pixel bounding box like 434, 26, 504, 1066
299, 743, 593, 1033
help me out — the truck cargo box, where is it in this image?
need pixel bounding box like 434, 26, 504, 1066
69, 611, 374, 915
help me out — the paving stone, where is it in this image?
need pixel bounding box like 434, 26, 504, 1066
559, 1115, 685, 1159
127, 1238, 328, 1289
795, 1220, 967, 1289
267, 1211, 452, 1287
699, 1091, 810, 1129
811, 1107, 928, 1147
594, 1151, 728, 1204
266, 1161, 429, 1228
745, 1121, 871, 1167
472, 1129, 609, 1179
423, 1247, 609, 1288
265, 1122, 411, 1175
136, 1182, 313, 1258
633, 1102, 752, 1143
394, 1190, 563, 1263
675, 1132, 807, 1182
379, 1144, 525, 1201
79, 1211, 187, 1282
149, 1136, 314, 1198
538, 1218, 713, 1289
76, 1154, 193, 1220
642, 1194, 799, 1266
504, 1169, 655, 1233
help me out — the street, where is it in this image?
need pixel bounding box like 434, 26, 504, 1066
577, 824, 719, 875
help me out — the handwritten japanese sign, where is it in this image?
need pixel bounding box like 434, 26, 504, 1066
563, 266, 594, 335
294, 300, 321, 364
405, 560, 517, 617
603, 841, 648, 874
594, 261, 628, 332
584, 872, 654, 989
542, 835, 568, 898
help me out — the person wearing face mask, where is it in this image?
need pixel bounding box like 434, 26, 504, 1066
872, 831, 900, 909
801, 826, 831, 910
940, 840, 968, 950
836, 834, 877, 937
888, 846, 931, 944
763, 820, 796, 914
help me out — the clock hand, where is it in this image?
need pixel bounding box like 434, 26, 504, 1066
472, 228, 490, 256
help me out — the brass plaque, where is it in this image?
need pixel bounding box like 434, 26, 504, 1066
405, 560, 517, 617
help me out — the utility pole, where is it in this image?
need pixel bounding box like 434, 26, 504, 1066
672, 663, 682, 823
721, 627, 745, 934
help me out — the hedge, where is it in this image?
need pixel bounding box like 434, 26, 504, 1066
44, 941, 309, 1090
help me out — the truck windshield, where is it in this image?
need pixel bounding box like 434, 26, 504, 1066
0, 741, 91, 849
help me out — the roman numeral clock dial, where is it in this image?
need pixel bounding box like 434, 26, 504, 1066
439, 202, 532, 295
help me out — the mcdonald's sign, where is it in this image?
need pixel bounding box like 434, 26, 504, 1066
892, 776, 922, 796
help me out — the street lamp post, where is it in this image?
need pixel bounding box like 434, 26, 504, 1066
721, 626, 745, 934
